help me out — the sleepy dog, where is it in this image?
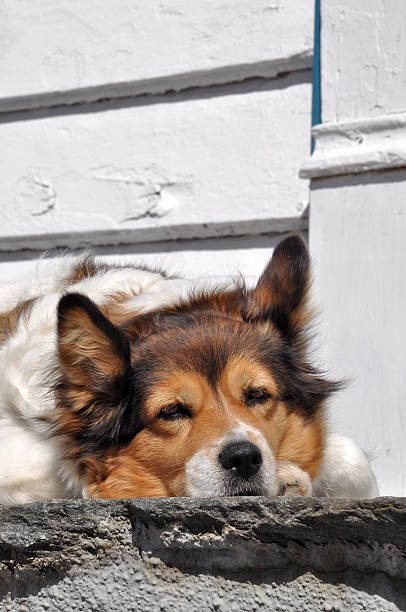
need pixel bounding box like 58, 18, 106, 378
0, 235, 378, 504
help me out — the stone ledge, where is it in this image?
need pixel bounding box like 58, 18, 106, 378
1, 497, 405, 611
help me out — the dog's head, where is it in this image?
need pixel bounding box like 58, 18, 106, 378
55, 235, 339, 498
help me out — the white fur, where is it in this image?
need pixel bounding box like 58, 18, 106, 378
0, 255, 192, 505
185, 422, 278, 497
313, 433, 380, 498
0, 256, 380, 504
276, 462, 313, 496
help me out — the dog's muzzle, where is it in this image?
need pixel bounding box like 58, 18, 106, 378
218, 441, 265, 495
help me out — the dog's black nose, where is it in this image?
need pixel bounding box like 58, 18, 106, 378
219, 441, 263, 479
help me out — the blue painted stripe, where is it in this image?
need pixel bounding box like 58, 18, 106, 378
311, 0, 321, 152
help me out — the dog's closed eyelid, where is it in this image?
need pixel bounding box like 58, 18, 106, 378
243, 388, 272, 406
157, 404, 193, 420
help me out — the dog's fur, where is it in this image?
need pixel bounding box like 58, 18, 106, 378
0, 235, 379, 504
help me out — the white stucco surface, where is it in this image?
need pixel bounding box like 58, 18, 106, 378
0, 74, 310, 250
0, 234, 289, 285
301, 113, 406, 179
310, 173, 406, 496
0, 0, 313, 111
322, 0, 406, 123
304, 0, 406, 495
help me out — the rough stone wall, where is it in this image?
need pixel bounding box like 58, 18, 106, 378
1, 497, 405, 611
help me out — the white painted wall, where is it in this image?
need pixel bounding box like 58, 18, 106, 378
2, 0, 403, 500
0, 0, 313, 111
0, 234, 293, 286
310, 174, 406, 496
322, 0, 406, 123
0, 74, 310, 250
0, 0, 314, 281
2, 0, 403, 498
304, 0, 406, 495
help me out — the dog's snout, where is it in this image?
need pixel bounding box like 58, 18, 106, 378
219, 441, 263, 479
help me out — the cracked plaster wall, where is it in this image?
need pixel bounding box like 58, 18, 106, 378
0, 73, 311, 251
0, 0, 313, 107
0, 0, 313, 252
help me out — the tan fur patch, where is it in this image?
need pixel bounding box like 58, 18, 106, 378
0, 298, 35, 344
59, 304, 126, 381
87, 359, 325, 498
222, 357, 279, 403
276, 410, 325, 480
64, 255, 102, 286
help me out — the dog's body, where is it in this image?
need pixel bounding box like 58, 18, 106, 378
0, 237, 379, 505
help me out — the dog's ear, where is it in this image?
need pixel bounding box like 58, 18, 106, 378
56, 293, 137, 453
247, 234, 311, 339
156, 234, 311, 340
58, 293, 130, 383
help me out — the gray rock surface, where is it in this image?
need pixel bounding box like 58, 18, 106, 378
1, 496, 405, 611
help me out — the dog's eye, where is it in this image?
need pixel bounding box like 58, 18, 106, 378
244, 388, 271, 406
158, 404, 192, 420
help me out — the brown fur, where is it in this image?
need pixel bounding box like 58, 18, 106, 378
53, 234, 339, 498
64, 255, 106, 286
88, 360, 325, 498
0, 298, 36, 343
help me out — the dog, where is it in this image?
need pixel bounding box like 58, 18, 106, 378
0, 235, 378, 505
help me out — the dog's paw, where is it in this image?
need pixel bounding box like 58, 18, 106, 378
276, 462, 312, 497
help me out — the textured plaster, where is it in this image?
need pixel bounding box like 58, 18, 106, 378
0, 232, 301, 286
303, 2, 406, 500
309, 171, 406, 498
1, 497, 405, 611
322, 0, 406, 122
0, 0, 313, 111
301, 113, 406, 178
0, 74, 310, 250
